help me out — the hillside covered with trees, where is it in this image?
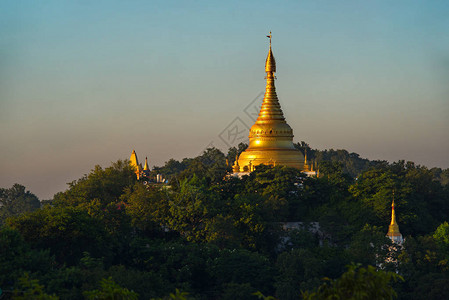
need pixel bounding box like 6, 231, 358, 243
1, 144, 449, 299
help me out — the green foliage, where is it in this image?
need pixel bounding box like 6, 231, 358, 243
6, 206, 110, 265
1, 148, 448, 299
221, 283, 257, 300
348, 224, 392, 267
395, 232, 449, 299
275, 249, 323, 300
350, 161, 445, 235
294, 142, 388, 178
243, 165, 305, 220
154, 147, 229, 185
0, 184, 40, 224
153, 158, 190, 179
209, 248, 273, 294
107, 265, 168, 300
53, 160, 136, 207
0, 227, 54, 292
83, 277, 139, 300
253, 291, 278, 300
151, 289, 190, 300
430, 167, 449, 186
174, 148, 228, 184
161, 175, 215, 243
12, 273, 58, 300
302, 264, 403, 300
121, 182, 166, 233
433, 222, 449, 247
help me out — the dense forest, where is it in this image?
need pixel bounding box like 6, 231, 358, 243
1, 143, 449, 299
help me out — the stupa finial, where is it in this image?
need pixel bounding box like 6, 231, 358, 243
267, 31, 272, 48
265, 32, 276, 73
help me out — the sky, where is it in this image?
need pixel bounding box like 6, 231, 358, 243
1, 0, 448, 199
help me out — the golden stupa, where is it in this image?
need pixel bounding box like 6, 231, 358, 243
130, 149, 143, 179
386, 198, 403, 244
234, 33, 307, 173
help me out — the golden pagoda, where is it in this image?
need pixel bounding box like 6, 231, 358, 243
130, 149, 143, 179
143, 157, 150, 176
235, 33, 308, 172
386, 198, 403, 244
143, 157, 150, 171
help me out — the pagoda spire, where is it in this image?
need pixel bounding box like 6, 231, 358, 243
386, 192, 403, 244
256, 32, 286, 124
390, 200, 397, 227
130, 149, 139, 168
143, 157, 150, 171
304, 149, 309, 170
265, 31, 275, 73
129, 149, 142, 179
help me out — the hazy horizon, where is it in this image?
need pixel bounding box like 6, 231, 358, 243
1, 0, 448, 199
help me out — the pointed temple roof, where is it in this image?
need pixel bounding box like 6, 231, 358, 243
386, 191, 404, 245
129, 149, 142, 179
387, 199, 402, 237
130, 149, 139, 168
143, 157, 150, 171
257, 32, 286, 124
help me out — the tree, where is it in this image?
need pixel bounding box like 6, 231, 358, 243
221, 283, 257, 300
151, 289, 190, 300
209, 249, 273, 296
164, 175, 212, 242
53, 160, 136, 208
83, 277, 139, 300
12, 273, 58, 300
349, 162, 444, 235
175, 148, 228, 184
152, 159, 190, 180
433, 222, 449, 249
6, 206, 111, 265
307, 147, 386, 178
0, 184, 40, 224
395, 233, 449, 299
226, 143, 249, 166
0, 227, 54, 292
301, 264, 403, 300
275, 249, 323, 300
243, 165, 306, 221
121, 182, 166, 234
348, 224, 393, 267
2, 147, 448, 299
107, 265, 170, 300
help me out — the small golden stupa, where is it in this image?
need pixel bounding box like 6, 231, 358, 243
386, 196, 403, 244
143, 157, 150, 172
130, 149, 143, 179
235, 33, 307, 173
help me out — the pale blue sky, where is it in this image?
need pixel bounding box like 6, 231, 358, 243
1, 0, 448, 199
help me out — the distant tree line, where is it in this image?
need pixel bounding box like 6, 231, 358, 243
1, 144, 449, 299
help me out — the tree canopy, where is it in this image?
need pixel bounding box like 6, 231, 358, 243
1, 145, 448, 299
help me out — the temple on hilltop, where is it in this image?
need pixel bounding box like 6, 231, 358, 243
129, 150, 150, 180
233, 33, 316, 175
386, 197, 404, 245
